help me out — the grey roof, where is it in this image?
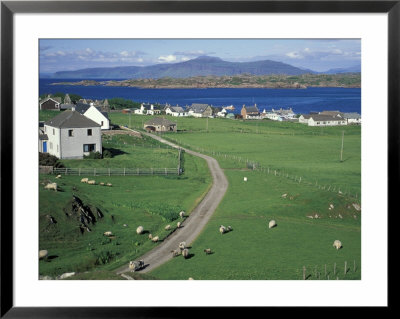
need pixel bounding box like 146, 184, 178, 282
44, 110, 101, 128
144, 117, 176, 126
343, 112, 361, 119
319, 111, 344, 117
169, 106, 185, 113
101, 111, 109, 119
309, 114, 346, 121
243, 105, 259, 113
189, 104, 210, 113
74, 103, 91, 114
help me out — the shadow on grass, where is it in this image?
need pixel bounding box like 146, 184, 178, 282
184, 253, 195, 260
104, 147, 128, 157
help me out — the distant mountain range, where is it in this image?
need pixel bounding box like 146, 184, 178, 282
323, 65, 361, 74
45, 56, 360, 79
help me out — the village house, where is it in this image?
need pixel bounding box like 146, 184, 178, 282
165, 105, 187, 117
272, 107, 296, 119
72, 103, 110, 130
241, 104, 260, 119
216, 108, 228, 118
78, 98, 110, 112
43, 110, 102, 159
39, 96, 61, 110
187, 103, 213, 118
343, 112, 361, 124
134, 103, 161, 115
298, 114, 347, 126
144, 117, 177, 132
319, 110, 345, 118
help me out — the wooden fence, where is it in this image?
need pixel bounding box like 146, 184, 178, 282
52, 167, 180, 176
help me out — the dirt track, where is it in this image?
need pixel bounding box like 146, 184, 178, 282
116, 131, 228, 275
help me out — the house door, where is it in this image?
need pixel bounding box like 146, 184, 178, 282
43, 141, 47, 152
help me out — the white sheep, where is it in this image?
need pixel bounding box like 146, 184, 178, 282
81, 178, 89, 183
44, 182, 57, 191
99, 182, 105, 186
281, 193, 287, 198
268, 220, 277, 229
219, 225, 226, 234
333, 240, 342, 250
55, 174, 62, 179
136, 226, 144, 235
148, 233, 153, 239
87, 180, 96, 185
182, 248, 189, 259
171, 249, 180, 257
179, 211, 185, 219
106, 183, 112, 187
151, 236, 159, 243
177, 221, 182, 228
244, 177, 247, 182
204, 248, 212, 255
129, 260, 144, 272
165, 225, 171, 231
188, 277, 194, 280
39, 250, 48, 260
178, 241, 186, 250
103, 231, 113, 237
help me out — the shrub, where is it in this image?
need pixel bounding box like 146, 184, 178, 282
83, 151, 102, 159
102, 149, 113, 158
39, 152, 64, 168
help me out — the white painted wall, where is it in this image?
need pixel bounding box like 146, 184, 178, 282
84, 105, 110, 130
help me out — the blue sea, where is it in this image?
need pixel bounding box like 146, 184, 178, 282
39, 78, 361, 115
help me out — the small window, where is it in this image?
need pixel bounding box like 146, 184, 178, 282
101, 121, 104, 126
83, 144, 96, 152
50, 142, 53, 150
87, 129, 92, 136
68, 129, 73, 137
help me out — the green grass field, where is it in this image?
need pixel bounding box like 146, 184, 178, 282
149, 169, 361, 280
39, 152, 211, 278
39, 112, 361, 280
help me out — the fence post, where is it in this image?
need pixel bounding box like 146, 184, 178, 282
108, 168, 111, 176
124, 168, 126, 176
79, 168, 81, 176
303, 266, 306, 280
66, 168, 68, 175
344, 261, 347, 275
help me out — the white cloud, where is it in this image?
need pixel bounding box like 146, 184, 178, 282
158, 55, 177, 63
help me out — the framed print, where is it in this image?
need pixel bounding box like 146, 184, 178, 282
1, 0, 396, 316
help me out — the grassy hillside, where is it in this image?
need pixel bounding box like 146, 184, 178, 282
39, 152, 211, 277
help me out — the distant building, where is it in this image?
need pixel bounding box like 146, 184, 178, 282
298, 114, 347, 126
39, 97, 61, 111
241, 104, 260, 119
165, 106, 187, 117
44, 110, 102, 159
144, 117, 177, 132
187, 103, 213, 118
343, 112, 361, 124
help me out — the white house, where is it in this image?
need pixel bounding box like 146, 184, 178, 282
165, 106, 187, 117
134, 103, 161, 115
44, 110, 102, 159
83, 105, 110, 130
343, 112, 361, 124
187, 104, 213, 118
216, 108, 228, 118
299, 114, 347, 126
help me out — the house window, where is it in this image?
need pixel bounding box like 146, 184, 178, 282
101, 121, 104, 126
87, 129, 92, 136
50, 142, 53, 150
83, 144, 96, 152
68, 129, 73, 137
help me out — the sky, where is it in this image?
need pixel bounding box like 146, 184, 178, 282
39, 39, 361, 73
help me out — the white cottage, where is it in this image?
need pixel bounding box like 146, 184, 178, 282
44, 110, 102, 159
84, 105, 110, 130
165, 106, 187, 117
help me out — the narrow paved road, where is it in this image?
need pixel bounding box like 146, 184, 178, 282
116, 130, 228, 274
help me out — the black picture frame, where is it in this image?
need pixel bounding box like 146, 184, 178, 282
1, 0, 396, 317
